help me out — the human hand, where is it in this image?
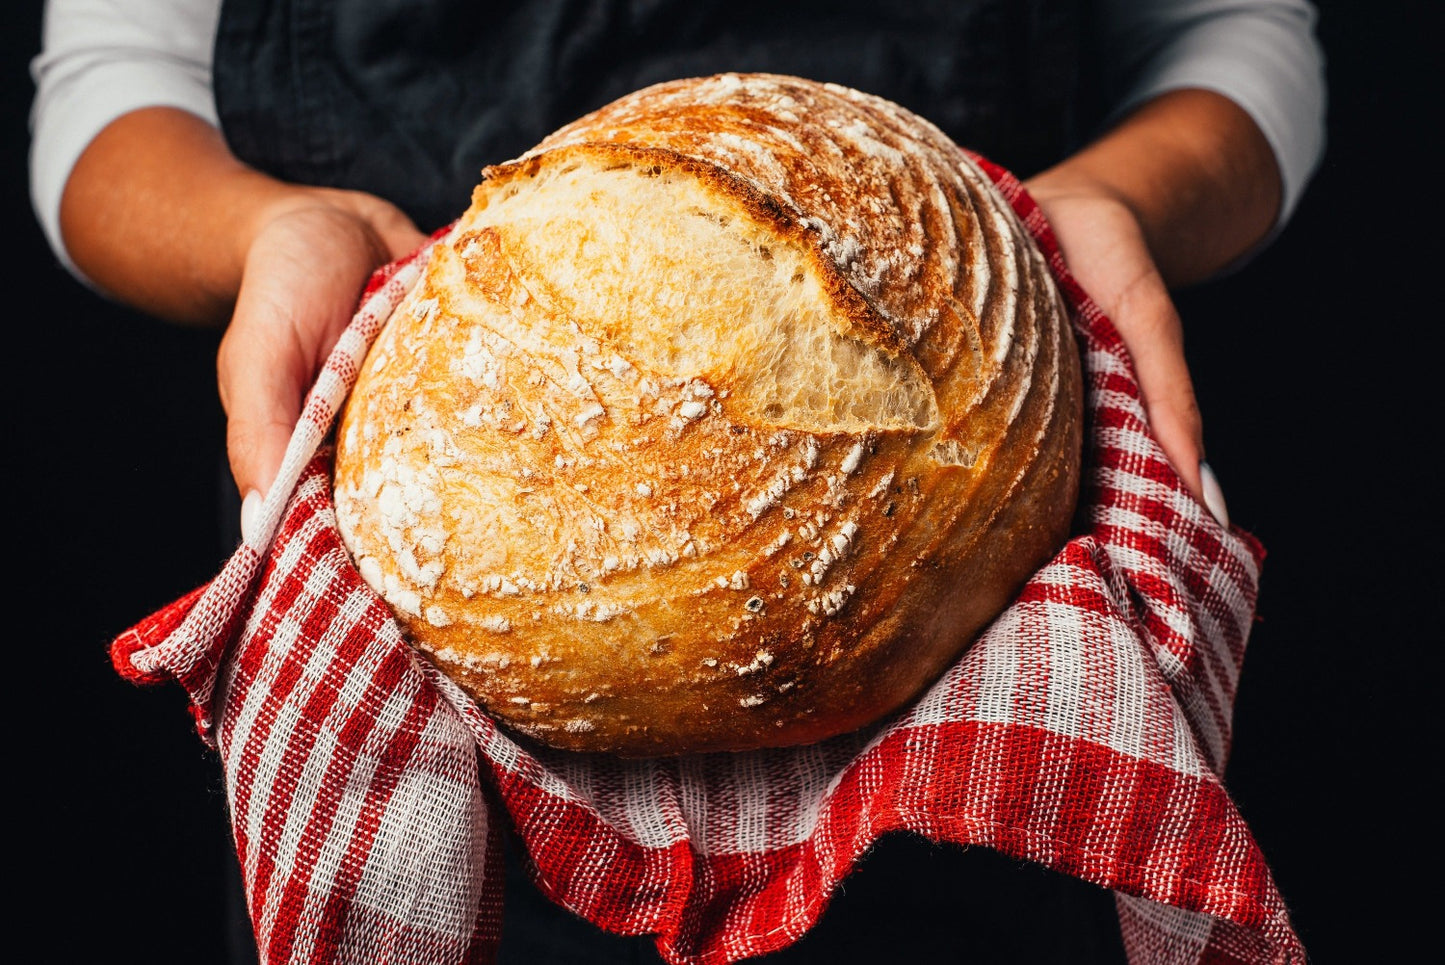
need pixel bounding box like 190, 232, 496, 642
1016, 90, 1286, 529
217, 189, 427, 540
1024, 171, 1227, 525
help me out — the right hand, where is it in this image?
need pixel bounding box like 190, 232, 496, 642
217, 189, 427, 538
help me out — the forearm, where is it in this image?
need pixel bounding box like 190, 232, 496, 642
1028, 88, 1282, 288
58, 107, 302, 325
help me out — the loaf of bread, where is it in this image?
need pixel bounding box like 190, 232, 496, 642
333, 73, 1082, 756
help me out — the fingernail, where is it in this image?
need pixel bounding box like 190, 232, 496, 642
1199, 461, 1229, 528
240, 490, 263, 545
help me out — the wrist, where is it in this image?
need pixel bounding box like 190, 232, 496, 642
212, 171, 315, 309
60, 107, 310, 324
57, 106, 406, 325
1029, 89, 1280, 286
239, 186, 414, 281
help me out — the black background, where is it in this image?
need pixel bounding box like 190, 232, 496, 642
3, 2, 1435, 961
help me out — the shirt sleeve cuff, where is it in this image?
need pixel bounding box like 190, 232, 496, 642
1106, 12, 1327, 231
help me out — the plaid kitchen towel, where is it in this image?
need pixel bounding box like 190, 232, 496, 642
112, 154, 1302, 965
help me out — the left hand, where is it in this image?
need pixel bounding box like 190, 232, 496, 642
1022, 90, 1284, 528
1025, 171, 1209, 510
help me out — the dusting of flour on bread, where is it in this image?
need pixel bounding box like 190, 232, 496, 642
332, 73, 1081, 755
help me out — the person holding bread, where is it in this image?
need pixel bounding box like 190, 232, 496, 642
30, 0, 1325, 961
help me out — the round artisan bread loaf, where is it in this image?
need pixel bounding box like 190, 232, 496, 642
333, 73, 1082, 756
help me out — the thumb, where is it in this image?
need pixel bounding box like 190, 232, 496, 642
220, 314, 305, 542
1109, 270, 1216, 516
220, 196, 427, 544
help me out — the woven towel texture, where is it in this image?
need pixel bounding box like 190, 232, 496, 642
112, 155, 1301, 965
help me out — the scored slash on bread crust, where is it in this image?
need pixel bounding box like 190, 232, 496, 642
332, 73, 1082, 755
477, 145, 939, 433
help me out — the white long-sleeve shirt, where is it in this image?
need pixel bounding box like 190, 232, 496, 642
29, 0, 1326, 278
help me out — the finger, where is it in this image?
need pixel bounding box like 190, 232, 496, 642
333, 192, 430, 262
222, 206, 408, 507
372, 210, 430, 261
1199, 461, 1230, 529
224, 389, 297, 545
1108, 269, 1207, 505
217, 296, 307, 513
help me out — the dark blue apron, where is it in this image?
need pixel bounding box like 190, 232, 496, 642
214, 0, 1088, 232
212, 3, 1121, 960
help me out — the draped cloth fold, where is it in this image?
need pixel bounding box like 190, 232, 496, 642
112, 155, 1302, 965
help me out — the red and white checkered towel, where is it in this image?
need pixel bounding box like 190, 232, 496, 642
112, 156, 1303, 965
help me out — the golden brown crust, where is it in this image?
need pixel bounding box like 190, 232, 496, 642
333, 74, 1082, 755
